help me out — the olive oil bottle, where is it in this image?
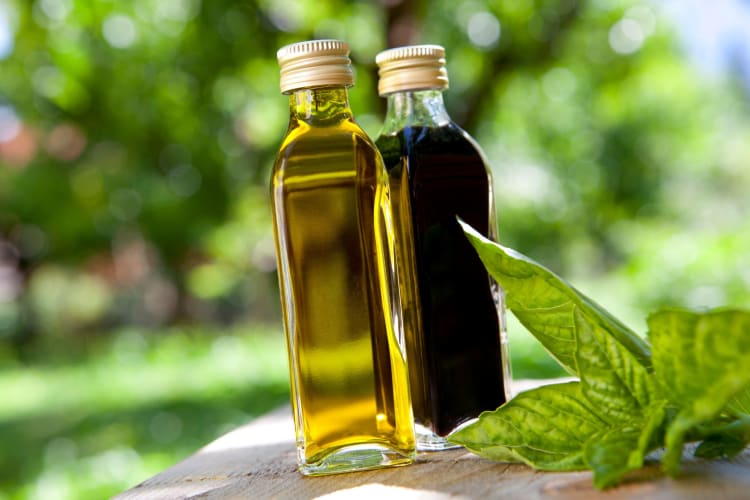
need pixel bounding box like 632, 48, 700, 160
270, 40, 415, 475
374, 45, 511, 450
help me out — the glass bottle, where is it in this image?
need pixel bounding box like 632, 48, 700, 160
270, 40, 415, 475
374, 45, 511, 450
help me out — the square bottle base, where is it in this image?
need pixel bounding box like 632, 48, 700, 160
415, 421, 479, 451
298, 444, 415, 476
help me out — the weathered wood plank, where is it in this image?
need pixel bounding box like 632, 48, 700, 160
117, 380, 750, 499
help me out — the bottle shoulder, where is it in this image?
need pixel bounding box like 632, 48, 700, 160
276, 119, 380, 161
377, 122, 491, 169
377, 121, 475, 147
439, 122, 488, 156
450, 123, 493, 170
273, 118, 385, 187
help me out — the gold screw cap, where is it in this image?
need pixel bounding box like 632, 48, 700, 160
277, 39, 354, 94
375, 44, 449, 96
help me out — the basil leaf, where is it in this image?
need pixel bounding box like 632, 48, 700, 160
648, 309, 750, 475
695, 436, 746, 460
694, 416, 750, 460
456, 224, 750, 488
448, 382, 607, 470
459, 220, 651, 376
728, 387, 750, 417
584, 402, 667, 488
574, 308, 660, 423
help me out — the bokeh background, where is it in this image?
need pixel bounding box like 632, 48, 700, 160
1, 0, 750, 497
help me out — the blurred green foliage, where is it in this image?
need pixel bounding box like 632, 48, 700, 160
1, 0, 750, 497
2, 0, 750, 339
0, 324, 289, 498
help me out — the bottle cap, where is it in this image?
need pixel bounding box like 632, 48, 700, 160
375, 44, 449, 96
277, 40, 354, 94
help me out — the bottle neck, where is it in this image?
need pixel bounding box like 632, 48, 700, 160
380, 90, 451, 135
288, 87, 353, 126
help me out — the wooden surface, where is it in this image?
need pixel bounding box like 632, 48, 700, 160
117, 380, 750, 499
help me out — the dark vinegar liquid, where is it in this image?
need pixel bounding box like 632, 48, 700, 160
377, 124, 507, 437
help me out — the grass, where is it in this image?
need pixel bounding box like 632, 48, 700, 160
0, 325, 290, 500
0, 319, 561, 499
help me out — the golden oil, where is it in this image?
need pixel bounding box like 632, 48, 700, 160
270, 40, 415, 475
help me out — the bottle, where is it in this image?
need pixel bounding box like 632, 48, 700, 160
270, 40, 416, 475
374, 45, 511, 450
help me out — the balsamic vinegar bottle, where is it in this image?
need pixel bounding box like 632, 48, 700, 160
270, 40, 415, 475
374, 45, 511, 450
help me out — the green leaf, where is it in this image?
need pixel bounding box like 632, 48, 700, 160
456, 226, 750, 488
728, 387, 750, 417
448, 382, 607, 470
584, 402, 667, 489
585, 429, 640, 489
573, 308, 659, 423
461, 221, 657, 420
459, 220, 651, 377
695, 435, 746, 460
648, 309, 750, 475
694, 416, 750, 459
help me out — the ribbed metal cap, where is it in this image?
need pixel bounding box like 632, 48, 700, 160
375, 44, 449, 96
276, 39, 354, 94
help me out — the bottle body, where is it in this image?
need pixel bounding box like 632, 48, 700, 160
376, 91, 511, 449
271, 88, 415, 474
